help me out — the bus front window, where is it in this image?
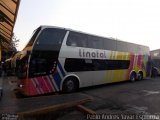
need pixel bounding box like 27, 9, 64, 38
35, 28, 66, 46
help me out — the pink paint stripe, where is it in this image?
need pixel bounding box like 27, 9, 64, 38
137, 55, 143, 67
126, 54, 135, 79
34, 77, 44, 94
32, 78, 41, 94
43, 76, 55, 92
32, 78, 42, 95
29, 79, 38, 96
128, 54, 134, 73
41, 76, 50, 93
36, 77, 47, 94
42, 76, 51, 93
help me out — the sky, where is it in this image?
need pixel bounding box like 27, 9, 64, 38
14, 0, 160, 51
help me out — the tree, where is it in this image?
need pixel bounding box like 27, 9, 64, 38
11, 33, 19, 51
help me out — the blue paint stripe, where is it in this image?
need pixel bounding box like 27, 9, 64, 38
57, 61, 65, 77
52, 72, 61, 89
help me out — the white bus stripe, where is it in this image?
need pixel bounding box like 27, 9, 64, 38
46, 76, 55, 92
34, 78, 44, 94
49, 75, 59, 91
57, 66, 63, 79
42, 76, 51, 92
31, 78, 41, 94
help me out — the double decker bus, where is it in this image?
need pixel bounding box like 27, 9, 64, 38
17, 26, 151, 96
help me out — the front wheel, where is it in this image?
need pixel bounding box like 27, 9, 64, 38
62, 77, 79, 93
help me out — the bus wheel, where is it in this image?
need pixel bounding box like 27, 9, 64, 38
130, 72, 136, 82
62, 77, 79, 93
137, 72, 143, 80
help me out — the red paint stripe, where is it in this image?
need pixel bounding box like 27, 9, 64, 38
36, 77, 46, 94
29, 79, 38, 96
41, 76, 51, 93
33, 78, 42, 94
127, 54, 135, 79
40, 76, 50, 93
43, 76, 55, 92
137, 55, 143, 67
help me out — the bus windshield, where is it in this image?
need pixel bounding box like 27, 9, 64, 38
28, 28, 66, 78
36, 28, 65, 45
26, 27, 42, 48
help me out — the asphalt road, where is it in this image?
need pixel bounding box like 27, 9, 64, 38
59, 77, 160, 120
83, 77, 160, 114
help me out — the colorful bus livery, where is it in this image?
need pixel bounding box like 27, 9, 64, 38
18, 26, 151, 96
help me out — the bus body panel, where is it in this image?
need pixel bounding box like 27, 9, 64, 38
59, 43, 150, 87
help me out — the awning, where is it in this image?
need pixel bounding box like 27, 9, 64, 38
0, 0, 20, 50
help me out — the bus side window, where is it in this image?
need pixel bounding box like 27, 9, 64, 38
103, 38, 117, 51
67, 31, 88, 47
88, 35, 103, 49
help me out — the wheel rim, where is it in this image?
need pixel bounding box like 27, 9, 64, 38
130, 74, 135, 82
131, 76, 135, 81
138, 73, 143, 80
139, 75, 142, 80
66, 80, 74, 91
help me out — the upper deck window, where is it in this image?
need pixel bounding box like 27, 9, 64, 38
87, 35, 103, 49
67, 31, 88, 47
37, 28, 66, 45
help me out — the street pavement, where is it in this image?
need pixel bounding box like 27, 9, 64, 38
59, 77, 160, 120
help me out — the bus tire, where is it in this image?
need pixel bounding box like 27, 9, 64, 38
130, 72, 136, 82
137, 71, 143, 80
62, 77, 79, 93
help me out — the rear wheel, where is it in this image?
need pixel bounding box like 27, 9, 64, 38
137, 72, 143, 80
130, 72, 136, 82
62, 77, 79, 93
